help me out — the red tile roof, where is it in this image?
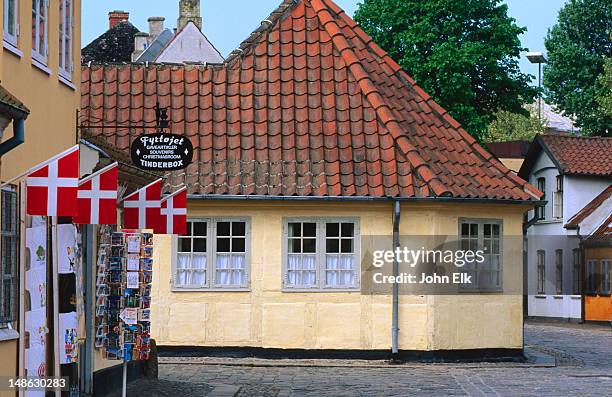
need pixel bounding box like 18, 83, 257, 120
565, 185, 612, 229
522, 134, 612, 177
0, 84, 29, 118
486, 141, 530, 159
81, 0, 539, 201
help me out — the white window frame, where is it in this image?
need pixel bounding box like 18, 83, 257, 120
58, 0, 73, 79
1, 187, 19, 326
536, 177, 546, 220
3, 0, 19, 46
173, 217, 250, 291
282, 218, 360, 292
555, 249, 563, 295
537, 250, 546, 294
553, 175, 563, 219
458, 219, 503, 292
31, 0, 48, 64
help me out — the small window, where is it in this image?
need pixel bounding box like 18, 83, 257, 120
572, 249, 581, 295
600, 260, 611, 296
58, 0, 73, 78
553, 175, 563, 219
586, 259, 597, 295
284, 219, 359, 290
555, 249, 563, 294
3, 0, 19, 45
31, 0, 48, 63
459, 219, 502, 291
175, 218, 250, 290
1, 187, 19, 326
536, 177, 546, 220
537, 250, 546, 294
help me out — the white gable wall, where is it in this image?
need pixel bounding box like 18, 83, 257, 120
155, 22, 224, 64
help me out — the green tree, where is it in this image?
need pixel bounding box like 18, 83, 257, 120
354, 0, 536, 142
597, 58, 612, 118
486, 106, 545, 143
544, 0, 611, 136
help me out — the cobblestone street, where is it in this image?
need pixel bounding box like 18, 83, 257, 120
114, 322, 612, 397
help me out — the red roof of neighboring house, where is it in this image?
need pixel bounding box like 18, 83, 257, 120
586, 213, 612, 243
0, 84, 29, 118
81, 0, 539, 201
486, 141, 530, 159
520, 134, 612, 178
565, 185, 612, 229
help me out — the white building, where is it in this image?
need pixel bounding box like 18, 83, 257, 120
519, 134, 611, 320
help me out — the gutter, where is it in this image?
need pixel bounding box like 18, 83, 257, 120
391, 200, 400, 360
187, 194, 541, 206
0, 117, 26, 156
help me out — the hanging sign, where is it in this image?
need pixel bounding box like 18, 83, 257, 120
131, 133, 193, 171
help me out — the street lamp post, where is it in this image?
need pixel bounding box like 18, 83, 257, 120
526, 52, 548, 120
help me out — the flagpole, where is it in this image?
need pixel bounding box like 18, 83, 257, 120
0, 145, 79, 189
78, 162, 119, 185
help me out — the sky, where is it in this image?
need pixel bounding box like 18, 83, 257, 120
82, 0, 567, 82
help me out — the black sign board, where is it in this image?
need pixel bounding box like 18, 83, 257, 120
131, 133, 193, 171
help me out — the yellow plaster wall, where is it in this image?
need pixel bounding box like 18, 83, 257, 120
151, 201, 527, 351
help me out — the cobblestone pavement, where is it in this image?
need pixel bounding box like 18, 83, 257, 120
115, 322, 612, 397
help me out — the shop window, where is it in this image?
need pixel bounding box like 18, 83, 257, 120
1, 187, 19, 325
3, 0, 19, 45
555, 249, 563, 295
537, 250, 546, 294
572, 249, 581, 295
553, 175, 563, 219
283, 219, 359, 290
600, 260, 611, 296
175, 218, 249, 289
31, 0, 48, 64
459, 219, 503, 291
58, 0, 73, 79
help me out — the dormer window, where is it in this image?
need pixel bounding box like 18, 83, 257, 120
536, 177, 546, 220
553, 175, 563, 219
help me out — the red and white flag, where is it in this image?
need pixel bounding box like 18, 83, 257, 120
26, 145, 79, 217
159, 187, 187, 235
73, 163, 119, 225
123, 179, 162, 230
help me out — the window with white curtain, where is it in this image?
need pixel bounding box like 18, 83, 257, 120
175, 219, 249, 290
459, 219, 503, 291
284, 219, 359, 290
600, 260, 611, 296
3, 0, 19, 45
586, 259, 597, 295
31, 0, 48, 63
58, 0, 73, 78
1, 187, 19, 326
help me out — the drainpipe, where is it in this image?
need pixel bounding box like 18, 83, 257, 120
0, 117, 26, 156
392, 200, 400, 360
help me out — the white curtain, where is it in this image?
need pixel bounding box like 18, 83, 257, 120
177, 254, 206, 287
192, 254, 206, 286
177, 254, 190, 286
231, 254, 246, 285
216, 254, 230, 285
288, 254, 316, 286
326, 254, 354, 287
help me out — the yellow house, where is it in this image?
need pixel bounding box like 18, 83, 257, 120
81, 0, 541, 358
0, 0, 81, 390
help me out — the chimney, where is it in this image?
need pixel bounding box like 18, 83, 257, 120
132, 32, 150, 62
178, 0, 202, 31
108, 10, 129, 29
148, 17, 165, 39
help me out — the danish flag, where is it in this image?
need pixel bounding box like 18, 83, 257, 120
159, 187, 187, 235
73, 163, 119, 225
26, 146, 79, 217
123, 179, 162, 230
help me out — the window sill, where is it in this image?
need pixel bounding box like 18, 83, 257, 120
534, 294, 547, 298
553, 295, 564, 299
172, 287, 251, 292
59, 75, 76, 90
570, 295, 581, 299
3, 40, 23, 58
0, 328, 19, 342
282, 287, 361, 293
32, 58, 52, 76
535, 219, 563, 225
